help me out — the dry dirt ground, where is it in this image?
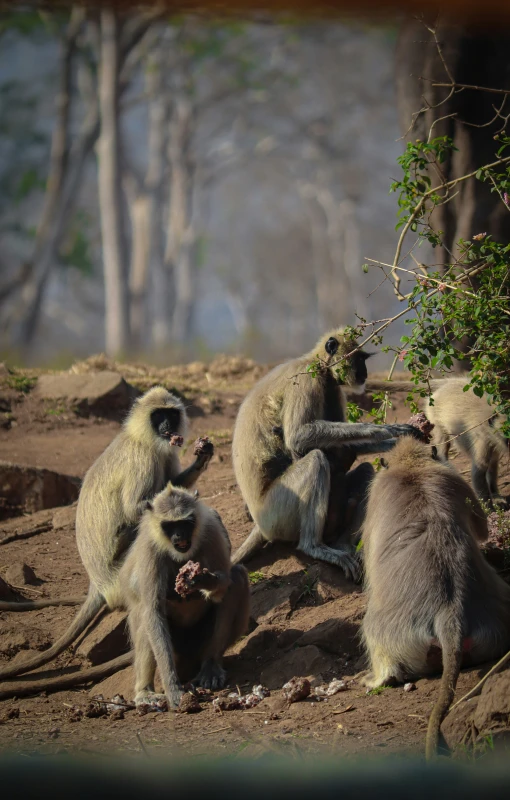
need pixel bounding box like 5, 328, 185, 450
0, 357, 509, 762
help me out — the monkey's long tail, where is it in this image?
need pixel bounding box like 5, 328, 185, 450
0, 651, 132, 701
232, 525, 266, 565
0, 596, 86, 611
0, 587, 105, 681
425, 616, 463, 761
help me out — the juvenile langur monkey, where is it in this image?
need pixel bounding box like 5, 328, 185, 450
0, 386, 213, 681
119, 483, 250, 707
232, 328, 425, 578
427, 377, 508, 507
361, 437, 510, 760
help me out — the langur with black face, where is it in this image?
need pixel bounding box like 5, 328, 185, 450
361, 437, 510, 759
0, 386, 213, 681
427, 377, 508, 508
232, 328, 424, 578
119, 483, 250, 708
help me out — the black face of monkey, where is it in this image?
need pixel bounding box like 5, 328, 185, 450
325, 337, 339, 356
352, 350, 371, 386
151, 408, 182, 440
161, 517, 196, 553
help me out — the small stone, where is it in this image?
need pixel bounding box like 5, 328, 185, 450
110, 709, 125, 721
177, 693, 202, 714
5, 562, 38, 587
404, 682, 417, 692
282, 677, 311, 704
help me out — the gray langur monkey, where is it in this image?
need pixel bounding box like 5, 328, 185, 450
360, 436, 510, 760
427, 377, 508, 507
232, 328, 425, 579
119, 483, 250, 708
0, 386, 213, 681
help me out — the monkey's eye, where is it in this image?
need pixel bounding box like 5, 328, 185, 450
325, 337, 339, 356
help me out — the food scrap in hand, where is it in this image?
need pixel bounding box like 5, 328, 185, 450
408, 412, 434, 444
169, 434, 184, 447
282, 677, 311, 704
175, 560, 203, 597
194, 436, 213, 456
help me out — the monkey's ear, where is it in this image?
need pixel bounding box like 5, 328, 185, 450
380, 457, 388, 469
146, 500, 153, 511
431, 446, 438, 460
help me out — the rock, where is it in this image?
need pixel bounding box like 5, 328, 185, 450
250, 582, 293, 624
52, 503, 77, 531
306, 563, 361, 604
232, 625, 281, 658
90, 667, 136, 701
77, 611, 130, 666
35, 372, 140, 418
0, 576, 20, 602
441, 697, 479, 753
260, 645, 334, 690
5, 562, 38, 586
0, 461, 79, 520
473, 669, 510, 731
295, 619, 352, 655
276, 629, 303, 650
0, 624, 52, 658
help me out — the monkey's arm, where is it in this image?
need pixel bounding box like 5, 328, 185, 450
139, 563, 182, 706
172, 438, 214, 489
336, 439, 400, 458
121, 470, 154, 523
286, 419, 422, 457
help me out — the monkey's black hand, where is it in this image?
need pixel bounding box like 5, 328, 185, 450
387, 423, 428, 442
187, 568, 219, 591
193, 436, 214, 465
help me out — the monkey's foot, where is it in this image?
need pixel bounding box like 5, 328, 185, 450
193, 660, 227, 691
134, 691, 173, 712
300, 544, 360, 582
360, 671, 399, 690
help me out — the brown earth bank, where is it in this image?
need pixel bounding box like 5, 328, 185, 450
0, 356, 509, 763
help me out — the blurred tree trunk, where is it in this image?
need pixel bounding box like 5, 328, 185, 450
97, 8, 130, 356
17, 7, 86, 346
163, 92, 196, 345
125, 40, 168, 351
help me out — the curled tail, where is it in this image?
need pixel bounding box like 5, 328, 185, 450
0, 596, 85, 612
0, 587, 105, 681
0, 651, 132, 701
426, 615, 463, 760
232, 525, 266, 565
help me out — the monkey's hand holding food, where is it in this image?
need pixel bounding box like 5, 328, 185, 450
175, 561, 204, 597
169, 434, 184, 447
193, 436, 214, 464
407, 412, 434, 444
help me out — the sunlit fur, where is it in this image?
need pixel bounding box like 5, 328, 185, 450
427, 377, 507, 505
305, 327, 364, 390
361, 436, 510, 758
126, 386, 188, 449
77, 386, 187, 607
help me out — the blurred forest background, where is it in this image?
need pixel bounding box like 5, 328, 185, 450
0, 8, 418, 367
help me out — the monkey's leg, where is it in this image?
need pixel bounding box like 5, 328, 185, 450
145, 613, 183, 708
259, 449, 359, 580
360, 644, 402, 689
231, 525, 267, 565
192, 565, 250, 691
471, 462, 492, 505
130, 613, 167, 708
487, 452, 506, 506
333, 462, 375, 550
